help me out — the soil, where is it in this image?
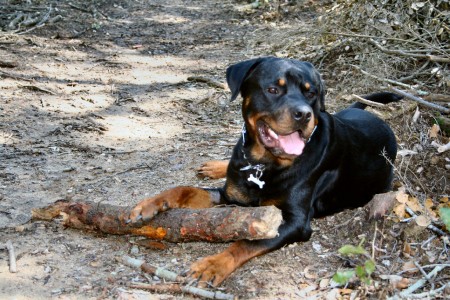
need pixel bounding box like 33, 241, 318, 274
0, 1, 448, 299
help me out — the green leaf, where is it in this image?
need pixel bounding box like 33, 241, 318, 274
338, 244, 367, 256
440, 207, 450, 231
332, 270, 355, 285
355, 265, 365, 278
363, 277, 372, 285
364, 260, 376, 275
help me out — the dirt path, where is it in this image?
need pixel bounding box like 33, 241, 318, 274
1, 1, 448, 299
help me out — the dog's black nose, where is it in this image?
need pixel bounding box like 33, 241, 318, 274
293, 106, 312, 123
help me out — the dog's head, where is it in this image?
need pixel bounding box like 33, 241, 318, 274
226, 57, 325, 162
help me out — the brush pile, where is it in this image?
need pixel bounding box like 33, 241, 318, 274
310, 0, 449, 95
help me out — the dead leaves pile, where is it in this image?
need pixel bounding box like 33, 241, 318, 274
392, 189, 449, 229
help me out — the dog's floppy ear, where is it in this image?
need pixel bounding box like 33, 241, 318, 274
226, 57, 268, 101
318, 77, 326, 112
308, 63, 326, 112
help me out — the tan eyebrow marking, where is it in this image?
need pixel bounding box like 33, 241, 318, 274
304, 82, 311, 90
278, 78, 286, 86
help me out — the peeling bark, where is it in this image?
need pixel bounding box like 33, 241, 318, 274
32, 200, 282, 242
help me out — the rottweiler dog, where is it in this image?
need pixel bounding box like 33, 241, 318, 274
128, 57, 401, 286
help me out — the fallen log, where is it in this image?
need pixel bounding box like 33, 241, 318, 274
32, 200, 283, 242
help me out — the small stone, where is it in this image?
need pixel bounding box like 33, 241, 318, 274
130, 245, 139, 255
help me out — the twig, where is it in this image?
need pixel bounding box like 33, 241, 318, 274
414, 261, 434, 289
371, 222, 377, 261
333, 210, 360, 229
398, 265, 447, 297
17, 6, 53, 35
437, 142, 450, 153
128, 283, 182, 294
67, 3, 109, 19
404, 283, 450, 299
128, 282, 234, 300
424, 94, 450, 103
397, 61, 430, 82
302, 30, 433, 48
92, 164, 153, 187
390, 87, 450, 114
350, 94, 386, 108
67, 3, 91, 13
0, 70, 34, 82
350, 65, 415, 90
381, 152, 417, 196
20, 84, 56, 95
8, 12, 25, 29
404, 206, 448, 237
369, 39, 450, 63
398, 264, 450, 276
16, 24, 46, 35
6, 240, 17, 273
0, 61, 18, 68
120, 256, 235, 300
121, 256, 184, 282
187, 76, 227, 90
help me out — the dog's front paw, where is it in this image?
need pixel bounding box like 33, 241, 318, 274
188, 252, 236, 287
197, 160, 229, 179
128, 197, 168, 223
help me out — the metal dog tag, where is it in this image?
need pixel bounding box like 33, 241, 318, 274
248, 173, 265, 189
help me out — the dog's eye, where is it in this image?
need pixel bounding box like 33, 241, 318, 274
267, 87, 279, 94
305, 91, 316, 99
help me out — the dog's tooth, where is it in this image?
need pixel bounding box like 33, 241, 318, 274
268, 128, 278, 139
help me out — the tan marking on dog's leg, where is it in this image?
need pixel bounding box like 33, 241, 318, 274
197, 160, 229, 179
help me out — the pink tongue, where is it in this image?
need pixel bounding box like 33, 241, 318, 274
278, 131, 305, 156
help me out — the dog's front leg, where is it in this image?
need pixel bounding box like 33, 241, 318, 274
128, 186, 223, 223
187, 205, 314, 287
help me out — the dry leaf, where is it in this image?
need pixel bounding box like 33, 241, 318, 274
396, 191, 408, 203
394, 203, 406, 219
136, 240, 167, 250
406, 197, 423, 213
299, 283, 311, 289
402, 260, 418, 274
424, 198, 438, 219
298, 284, 318, 297
440, 197, 449, 203
380, 274, 410, 290
339, 288, 353, 295
415, 215, 431, 227
394, 278, 410, 289
403, 242, 413, 257
397, 149, 418, 156
429, 124, 440, 138
326, 289, 339, 300
368, 191, 397, 219
425, 198, 434, 210
319, 278, 330, 288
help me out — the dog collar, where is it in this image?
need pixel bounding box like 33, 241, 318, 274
240, 125, 266, 189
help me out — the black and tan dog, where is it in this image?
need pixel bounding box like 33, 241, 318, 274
128, 57, 401, 286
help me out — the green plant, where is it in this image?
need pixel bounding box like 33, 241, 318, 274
440, 207, 450, 231
333, 239, 376, 285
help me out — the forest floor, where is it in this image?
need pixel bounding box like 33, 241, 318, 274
0, 0, 448, 299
